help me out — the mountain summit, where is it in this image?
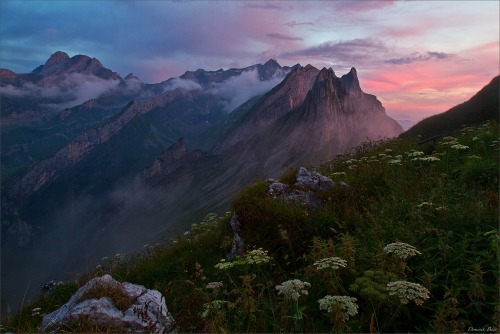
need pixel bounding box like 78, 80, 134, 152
32, 51, 122, 82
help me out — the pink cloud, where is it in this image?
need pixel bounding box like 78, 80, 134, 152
359, 40, 499, 121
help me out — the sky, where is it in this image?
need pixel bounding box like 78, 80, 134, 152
0, 0, 498, 123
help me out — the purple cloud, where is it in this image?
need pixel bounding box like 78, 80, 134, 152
385, 51, 454, 65
281, 39, 387, 64
284, 21, 314, 27
266, 33, 303, 41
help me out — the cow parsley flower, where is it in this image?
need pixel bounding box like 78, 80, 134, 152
276, 279, 311, 301
450, 144, 469, 150
318, 295, 358, 321
383, 242, 422, 260
407, 151, 424, 157
387, 280, 430, 305
206, 281, 223, 289
214, 259, 235, 270
245, 248, 272, 264
313, 257, 347, 270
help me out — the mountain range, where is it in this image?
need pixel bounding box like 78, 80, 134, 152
2, 51, 495, 311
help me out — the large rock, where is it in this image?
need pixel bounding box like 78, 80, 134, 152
227, 213, 244, 260
41, 274, 175, 333
268, 167, 344, 210
295, 167, 336, 192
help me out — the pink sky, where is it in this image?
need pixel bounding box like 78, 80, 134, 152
1, 1, 498, 123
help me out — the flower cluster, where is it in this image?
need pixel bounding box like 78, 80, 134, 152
313, 256, 347, 270
411, 156, 440, 162
386, 280, 430, 305
31, 307, 42, 317
387, 159, 402, 165
407, 150, 424, 157
275, 279, 311, 301
214, 248, 272, 270
318, 295, 358, 321
206, 281, 223, 289
245, 248, 272, 264
450, 144, 469, 150
214, 259, 235, 270
383, 242, 422, 259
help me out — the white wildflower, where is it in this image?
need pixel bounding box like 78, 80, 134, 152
472, 136, 479, 141
387, 159, 402, 165
383, 242, 422, 260
214, 258, 234, 270
450, 144, 469, 150
206, 281, 223, 289
407, 151, 424, 157
313, 257, 347, 270
276, 279, 311, 301
318, 295, 358, 321
385, 149, 393, 153
245, 248, 272, 264
184, 231, 190, 236
387, 280, 430, 305
332, 172, 347, 177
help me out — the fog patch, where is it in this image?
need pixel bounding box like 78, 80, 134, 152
162, 78, 202, 92
0, 73, 121, 110
208, 69, 283, 112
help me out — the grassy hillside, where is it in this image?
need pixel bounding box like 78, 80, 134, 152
403, 76, 499, 139
2, 121, 498, 333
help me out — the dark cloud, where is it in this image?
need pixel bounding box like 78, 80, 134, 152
266, 33, 303, 41
385, 51, 454, 65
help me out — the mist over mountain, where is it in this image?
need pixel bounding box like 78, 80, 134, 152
1, 52, 403, 311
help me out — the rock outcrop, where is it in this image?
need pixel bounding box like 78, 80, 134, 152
41, 274, 175, 333
228, 213, 244, 260
268, 167, 345, 210
140, 138, 205, 185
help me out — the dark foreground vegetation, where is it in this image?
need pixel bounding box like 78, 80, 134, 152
2, 121, 498, 333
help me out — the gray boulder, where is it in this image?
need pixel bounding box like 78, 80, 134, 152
228, 213, 244, 260
41, 274, 175, 333
295, 167, 336, 192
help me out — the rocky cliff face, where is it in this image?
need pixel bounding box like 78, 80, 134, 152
276, 67, 402, 161
140, 138, 204, 185
213, 64, 320, 153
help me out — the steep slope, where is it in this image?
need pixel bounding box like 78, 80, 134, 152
280, 67, 402, 158
214, 64, 320, 153
403, 75, 499, 139
219, 66, 402, 178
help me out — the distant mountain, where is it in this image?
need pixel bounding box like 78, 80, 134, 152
403, 76, 499, 139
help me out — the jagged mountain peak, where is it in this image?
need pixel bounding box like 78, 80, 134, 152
340, 67, 361, 93
124, 73, 140, 81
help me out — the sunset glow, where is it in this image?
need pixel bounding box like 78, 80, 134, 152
0, 0, 498, 123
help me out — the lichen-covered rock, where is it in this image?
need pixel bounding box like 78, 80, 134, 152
295, 167, 336, 192
268, 181, 289, 198
41, 274, 175, 333
228, 213, 244, 260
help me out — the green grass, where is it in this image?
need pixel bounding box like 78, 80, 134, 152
2, 121, 498, 333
